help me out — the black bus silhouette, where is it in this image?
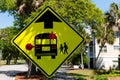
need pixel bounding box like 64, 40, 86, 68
35, 33, 57, 59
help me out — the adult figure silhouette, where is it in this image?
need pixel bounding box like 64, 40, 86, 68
64, 42, 68, 54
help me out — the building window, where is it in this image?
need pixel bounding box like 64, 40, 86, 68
99, 46, 107, 53
114, 32, 120, 38
113, 45, 120, 50
89, 46, 93, 56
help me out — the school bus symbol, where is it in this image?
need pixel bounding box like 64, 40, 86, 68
35, 33, 57, 59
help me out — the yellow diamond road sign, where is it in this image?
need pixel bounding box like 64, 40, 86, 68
12, 6, 84, 77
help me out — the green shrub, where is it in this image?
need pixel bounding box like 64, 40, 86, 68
75, 76, 86, 80
70, 53, 80, 65
95, 76, 108, 80
95, 70, 110, 75
70, 52, 88, 66
90, 76, 95, 79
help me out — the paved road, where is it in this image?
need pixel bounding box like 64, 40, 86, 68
0, 64, 28, 80
0, 64, 74, 80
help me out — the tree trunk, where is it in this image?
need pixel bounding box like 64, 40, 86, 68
27, 62, 37, 78
6, 59, 11, 65
118, 55, 120, 70
6, 53, 12, 65
80, 52, 84, 69
94, 45, 104, 69
14, 57, 18, 64
26, 59, 42, 78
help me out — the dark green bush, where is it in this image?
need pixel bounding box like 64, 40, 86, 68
95, 76, 108, 80
75, 76, 86, 80
70, 52, 88, 67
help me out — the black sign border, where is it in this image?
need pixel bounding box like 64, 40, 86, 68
12, 6, 84, 78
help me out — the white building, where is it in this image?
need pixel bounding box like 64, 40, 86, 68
87, 32, 120, 70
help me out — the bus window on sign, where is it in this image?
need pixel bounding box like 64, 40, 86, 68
42, 39, 50, 44
36, 39, 41, 44
51, 39, 56, 44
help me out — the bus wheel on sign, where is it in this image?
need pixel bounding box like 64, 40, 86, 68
37, 56, 41, 59
52, 56, 55, 59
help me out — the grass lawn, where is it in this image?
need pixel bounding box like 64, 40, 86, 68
67, 69, 120, 80
0, 59, 26, 65
67, 69, 95, 80
68, 69, 96, 76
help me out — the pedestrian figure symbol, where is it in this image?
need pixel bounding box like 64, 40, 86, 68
60, 44, 63, 53
60, 42, 68, 54
64, 42, 68, 54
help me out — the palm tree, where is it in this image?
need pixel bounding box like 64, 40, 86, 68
95, 11, 116, 69
110, 2, 120, 23
110, 2, 120, 42
95, 2, 120, 69
110, 2, 120, 70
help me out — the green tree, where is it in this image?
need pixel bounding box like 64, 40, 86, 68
0, 0, 45, 28
110, 2, 120, 23
70, 45, 88, 68
0, 1, 103, 48
110, 2, 120, 43
0, 27, 19, 64
96, 12, 115, 62
95, 2, 120, 69
110, 2, 120, 70
0, 0, 103, 34
0, 0, 104, 77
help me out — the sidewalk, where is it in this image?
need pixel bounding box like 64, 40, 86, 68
0, 64, 28, 80
0, 64, 74, 80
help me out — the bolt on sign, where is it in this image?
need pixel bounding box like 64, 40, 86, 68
12, 6, 84, 78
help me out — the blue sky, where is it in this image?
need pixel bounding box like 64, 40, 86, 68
0, 12, 14, 28
0, 0, 120, 28
92, 0, 120, 12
